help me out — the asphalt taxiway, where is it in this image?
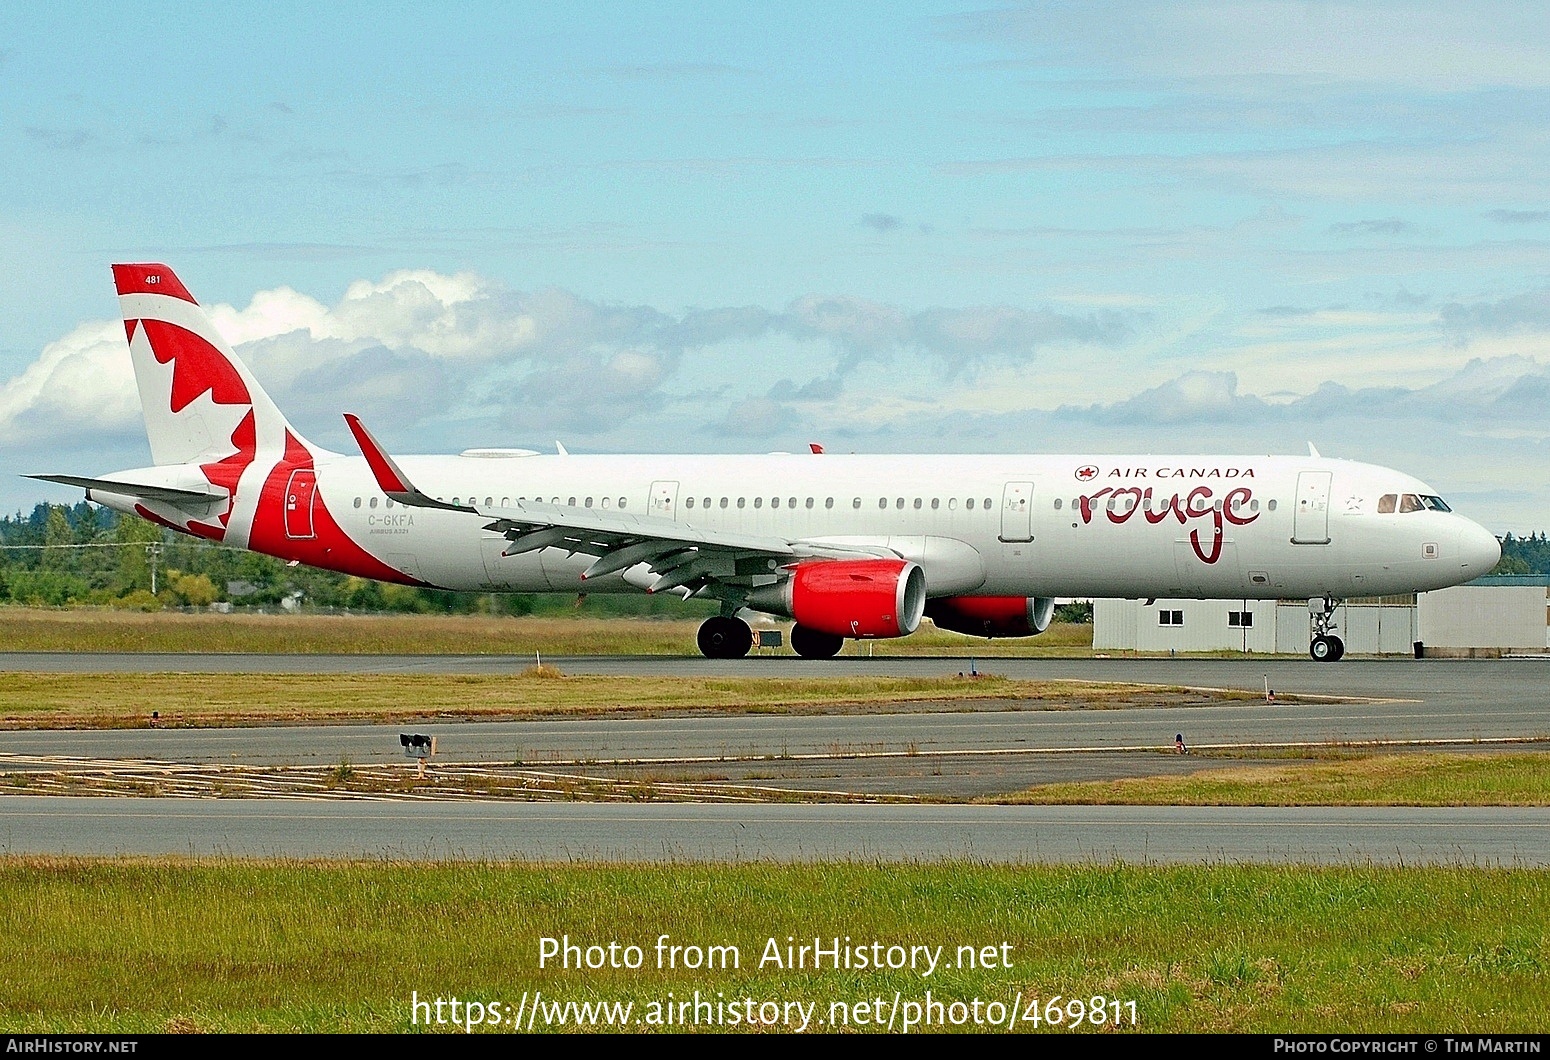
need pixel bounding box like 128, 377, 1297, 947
4, 798, 1548, 864
2, 655, 1546, 861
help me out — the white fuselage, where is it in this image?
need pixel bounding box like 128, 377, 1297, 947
266, 450, 1500, 602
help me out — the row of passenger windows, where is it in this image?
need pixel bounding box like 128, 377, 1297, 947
353, 495, 632, 509
1052, 496, 1274, 514
354, 495, 1008, 511
683, 496, 998, 511
354, 494, 1284, 514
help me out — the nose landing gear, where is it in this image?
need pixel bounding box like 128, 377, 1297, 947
1308, 597, 1345, 661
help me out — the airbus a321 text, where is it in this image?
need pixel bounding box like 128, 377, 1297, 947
32, 265, 1501, 661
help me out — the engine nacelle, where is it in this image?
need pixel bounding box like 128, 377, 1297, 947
924, 595, 1057, 638
747, 558, 927, 639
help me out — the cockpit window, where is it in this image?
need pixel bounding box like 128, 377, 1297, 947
1383, 493, 1452, 514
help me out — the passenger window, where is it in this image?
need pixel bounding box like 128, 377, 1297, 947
353, 497, 361, 509
896, 498, 905, 509
913, 498, 922, 509
737, 498, 746, 509
1268, 500, 1277, 511
852, 498, 861, 509
878, 498, 887, 509
703, 497, 710, 508
825, 497, 833, 509
806, 497, 814, 509
619, 498, 627, 508
949, 498, 958, 510
370, 497, 378, 509
754, 497, 763, 509
501, 497, 509, 507
966, 498, 975, 510
1378, 494, 1396, 514
568, 497, 576, 506
789, 497, 797, 508
685, 497, 694, 509
386, 498, 394, 508
984, 497, 992, 509
601, 497, 610, 508
452, 497, 460, 506
720, 497, 728, 509
1053, 498, 1061, 510
931, 498, 939, 510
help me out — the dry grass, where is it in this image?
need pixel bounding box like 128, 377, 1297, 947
0, 607, 1096, 656
0, 671, 1207, 728
987, 751, 1550, 806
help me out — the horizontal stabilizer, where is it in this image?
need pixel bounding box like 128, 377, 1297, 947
26, 473, 226, 505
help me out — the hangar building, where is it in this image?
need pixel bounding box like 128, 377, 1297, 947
1091, 576, 1549, 657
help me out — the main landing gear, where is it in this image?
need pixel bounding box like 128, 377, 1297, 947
697, 615, 753, 659
696, 617, 846, 659
790, 624, 844, 659
1308, 596, 1345, 662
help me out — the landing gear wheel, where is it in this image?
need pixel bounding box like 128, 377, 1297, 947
790, 624, 843, 659
697, 616, 753, 659
1308, 597, 1345, 662
1310, 634, 1345, 662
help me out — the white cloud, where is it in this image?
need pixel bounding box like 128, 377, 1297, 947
0, 270, 1135, 451
0, 320, 141, 445
11, 267, 1550, 529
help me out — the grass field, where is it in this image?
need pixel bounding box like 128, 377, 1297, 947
0, 671, 1224, 728
0, 607, 1095, 656
988, 751, 1550, 806
3, 859, 1546, 1033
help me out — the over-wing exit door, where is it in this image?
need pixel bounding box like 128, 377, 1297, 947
650, 480, 680, 521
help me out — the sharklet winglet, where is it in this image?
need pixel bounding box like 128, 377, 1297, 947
343, 414, 474, 513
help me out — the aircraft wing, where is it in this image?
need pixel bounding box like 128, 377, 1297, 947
344, 415, 887, 596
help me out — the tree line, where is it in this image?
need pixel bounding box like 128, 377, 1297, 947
0, 503, 711, 617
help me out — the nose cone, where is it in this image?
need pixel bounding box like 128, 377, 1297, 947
1457, 521, 1501, 578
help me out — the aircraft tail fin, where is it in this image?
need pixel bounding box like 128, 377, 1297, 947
111, 263, 317, 467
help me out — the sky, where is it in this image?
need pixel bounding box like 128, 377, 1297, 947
2, 1, 1548, 532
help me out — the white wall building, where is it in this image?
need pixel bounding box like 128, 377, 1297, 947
1092, 577, 1549, 656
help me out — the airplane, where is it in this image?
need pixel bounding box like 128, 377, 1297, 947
30, 264, 1502, 662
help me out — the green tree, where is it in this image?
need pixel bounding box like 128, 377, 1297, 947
41, 506, 73, 571
114, 515, 165, 594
